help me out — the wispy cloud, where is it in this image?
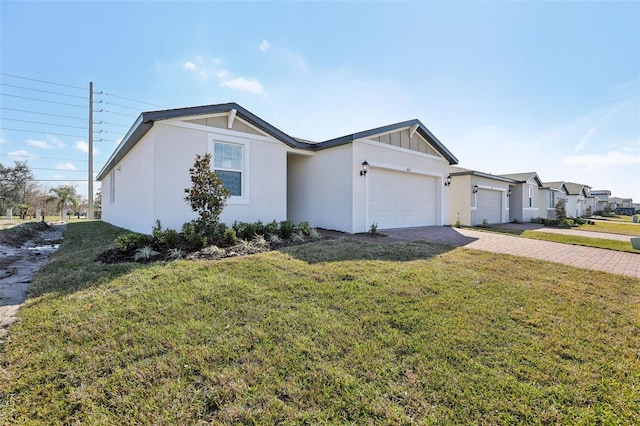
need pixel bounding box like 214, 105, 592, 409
55, 163, 77, 171
259, 40, 270, 52
562, 151, 640, 168
8, 150, 38, 160
75, 140, 99, 154
26, 135, 65, 149
220, 77, 264, 94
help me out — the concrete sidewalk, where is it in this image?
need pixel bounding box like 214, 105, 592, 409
356, 226, 640, 279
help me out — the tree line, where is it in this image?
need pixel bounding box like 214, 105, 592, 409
0, 161, 101, 220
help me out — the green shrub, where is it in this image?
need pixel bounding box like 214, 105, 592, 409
161, 229, 181, 249
264, 220, 279, 236
114, 232, 152, 252
279, 220, 295, 239
369, 222, 378, 234
233, 221, 258, 241
151, 219, 163, 241
182, 222, 207, 251
221, 228, 238, 246
296, 221, 312, 236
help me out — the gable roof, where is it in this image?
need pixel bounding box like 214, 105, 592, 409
563, 182, 591, 196
97, 103, 458, 180
449, 166, 518, 183
541, 181, 569, 193
499, 172, 543, 187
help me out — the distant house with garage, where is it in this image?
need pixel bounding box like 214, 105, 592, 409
448, 166, 515, 226
96, 103, 458, 234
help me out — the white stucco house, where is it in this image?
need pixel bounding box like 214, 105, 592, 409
96, 103, 458, 234
563, 182, 591, 218
499, 172, 543, 223
539, 182, 569, 219
448, 166, 515, 226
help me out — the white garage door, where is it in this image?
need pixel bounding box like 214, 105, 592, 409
368, 169, 438, 229
474, 189, 502, 225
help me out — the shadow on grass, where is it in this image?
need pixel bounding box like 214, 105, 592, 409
280, 238, 457, 264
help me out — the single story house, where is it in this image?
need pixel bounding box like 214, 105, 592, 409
563, 182, 591, 218
539, 181, 569, 219
448, 166, 515, 226
590, 189, 611, 212
499, 172, 543, 223
96, 103, 458, 234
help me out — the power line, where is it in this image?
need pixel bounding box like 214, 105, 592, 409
0, 83, 87, 100
0, 107, 86, 121
0, 93, 87, 109
2, 117, 87, 130
0, 127, 86, 138
0, 72, 87, 91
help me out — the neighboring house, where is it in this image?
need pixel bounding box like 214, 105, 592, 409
563, 182, 591, 218
499, 172, 543, 222
539, 182, 569, 219
590, 189, 611, 211
448, 166, 515, 226
609, 196, 633, 208
96, 103, 458, 234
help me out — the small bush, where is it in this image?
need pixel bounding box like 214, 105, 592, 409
114, 232, 152, 252
268, 234, 282, 244
309, 228, 322, 240
369, 223, 378, 234
279, 220, 295, 239
233, 221, 258, 241
264, 220, 279, 236
296, 221, 312, 236
161, 229, 181, 250
221, 228, 238, 246
182, 222, 207, 251
134, 246, 159, 261
151, 219, 163, 241
292, 231, 305, 243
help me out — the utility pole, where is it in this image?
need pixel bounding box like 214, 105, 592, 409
88, 81, 94, 220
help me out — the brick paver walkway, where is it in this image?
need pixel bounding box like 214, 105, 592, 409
337, 226, 640, 279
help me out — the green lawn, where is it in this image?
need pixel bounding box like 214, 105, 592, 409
1, 222, 638, 424
579, 219, 640, 236
504, 230, 639, 253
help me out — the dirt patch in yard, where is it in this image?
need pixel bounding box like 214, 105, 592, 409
0, 221, 66, 345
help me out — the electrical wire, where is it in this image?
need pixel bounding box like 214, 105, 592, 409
0, 83, 87, 100
2, 117, 87, 130
0, 127, 86, 138
0, 107, 86, 121
0, 93, 87, 109
0, 72, 87, 91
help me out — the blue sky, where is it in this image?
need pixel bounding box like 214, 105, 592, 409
1, 1, 639, 203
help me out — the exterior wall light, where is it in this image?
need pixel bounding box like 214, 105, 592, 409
444, 175, 452, 186
472, 184, 478, 194
507, 189, 512, 197
360, 160, 369, 176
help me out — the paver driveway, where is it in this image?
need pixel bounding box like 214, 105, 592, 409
375, 226, 640, 279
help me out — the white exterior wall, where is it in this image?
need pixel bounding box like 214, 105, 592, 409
288, 144, 353, 231
101, 130, 156, 233
449, 175, 472, 226
102, 120, 288, 234
566, 194, 586, 218
509, 182, 540, 222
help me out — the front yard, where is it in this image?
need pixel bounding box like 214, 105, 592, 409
1, 221, 638, 424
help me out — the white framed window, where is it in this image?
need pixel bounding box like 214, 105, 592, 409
213, 142, 243, 196
208, 136, 249, 204
528, 186, 534, 207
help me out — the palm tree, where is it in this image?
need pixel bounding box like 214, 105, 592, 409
46, 185, 79, 219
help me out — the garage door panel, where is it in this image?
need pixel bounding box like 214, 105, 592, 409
474, 189, 502, 225
368, 169, 437, 229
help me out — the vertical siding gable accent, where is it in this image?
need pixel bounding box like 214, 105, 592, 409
371, 129, 443, 158
184, 116, 266, 137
